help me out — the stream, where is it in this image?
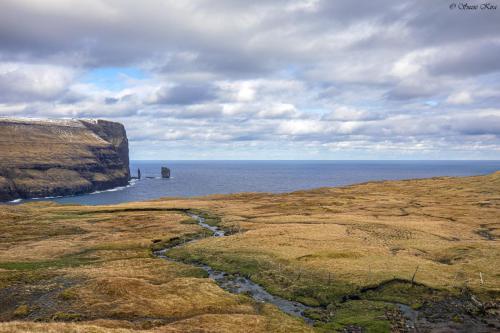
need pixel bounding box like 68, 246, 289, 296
151, 213, 500, 332
153, 213, 315, 325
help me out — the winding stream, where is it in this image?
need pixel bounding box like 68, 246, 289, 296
153, 213, 315, 325
152, 213, 499, 332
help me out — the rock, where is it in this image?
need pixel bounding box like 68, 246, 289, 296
0, 118, 130, 201
161, 167, 170, 178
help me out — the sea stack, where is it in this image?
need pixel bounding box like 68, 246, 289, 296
161, 167, 171, 178
0, 118, 130, 202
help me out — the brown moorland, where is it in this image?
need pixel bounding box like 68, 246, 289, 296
0, 172, 499, 332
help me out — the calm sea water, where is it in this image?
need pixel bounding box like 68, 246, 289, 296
40, 160, 500, 205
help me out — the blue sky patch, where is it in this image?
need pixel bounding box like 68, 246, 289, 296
81, 67, 147, 91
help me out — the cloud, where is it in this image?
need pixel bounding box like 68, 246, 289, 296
150, 84, 219, 105
446, 91, 473, 105
0, 0, 499, 159
451, 114, 500, 135
428, 41, 500, 77
385, 82, 437, 101
257, 103, 299, 119
278, 119, 326, 136
0, 62, 76, 102
323, 106, 382, 121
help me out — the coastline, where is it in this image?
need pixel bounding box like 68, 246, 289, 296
6, 166, 500, 206
5, 179, 139, 205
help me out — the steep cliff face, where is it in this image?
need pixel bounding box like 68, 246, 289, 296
0, 118, 130, 201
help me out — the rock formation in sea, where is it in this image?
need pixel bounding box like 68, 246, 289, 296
0, 118, 130, 201
161, 167, 171, 178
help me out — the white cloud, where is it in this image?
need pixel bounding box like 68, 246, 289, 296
446, 91, 473, 105
390, 50, 431, 78
323, 106, 379, 121
278, 119, 325, 136
0, 0, 499, 159
232, 82, 257, 102
0, 62, 76, 102
257, 103, 299, 119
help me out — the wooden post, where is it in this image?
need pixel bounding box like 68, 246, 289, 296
480, 272, 484, 285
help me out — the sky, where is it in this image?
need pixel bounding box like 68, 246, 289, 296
0, 0, 499, 160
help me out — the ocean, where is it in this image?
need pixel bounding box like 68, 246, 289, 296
40, 160, 500, 205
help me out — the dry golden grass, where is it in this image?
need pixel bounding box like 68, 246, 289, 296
1, 172, 499, 332
0, 202, 312, 332
0, 312, 310, 333
163, 172, 500, 297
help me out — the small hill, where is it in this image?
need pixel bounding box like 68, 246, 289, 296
0, 118, 130, 201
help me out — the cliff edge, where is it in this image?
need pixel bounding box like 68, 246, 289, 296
0, 118, 130, 201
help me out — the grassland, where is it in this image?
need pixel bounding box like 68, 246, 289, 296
0, 172, 499, 332
0, 203, 311, 332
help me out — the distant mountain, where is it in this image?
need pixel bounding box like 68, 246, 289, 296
0, 118, 130, 201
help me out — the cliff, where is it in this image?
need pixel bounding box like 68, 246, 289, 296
0, 118, 130, 201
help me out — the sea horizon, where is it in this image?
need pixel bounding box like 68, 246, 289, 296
22, 159, 499, 205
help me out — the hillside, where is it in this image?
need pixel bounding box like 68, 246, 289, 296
0, 118, 130, 201
0, 172, 498, 332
